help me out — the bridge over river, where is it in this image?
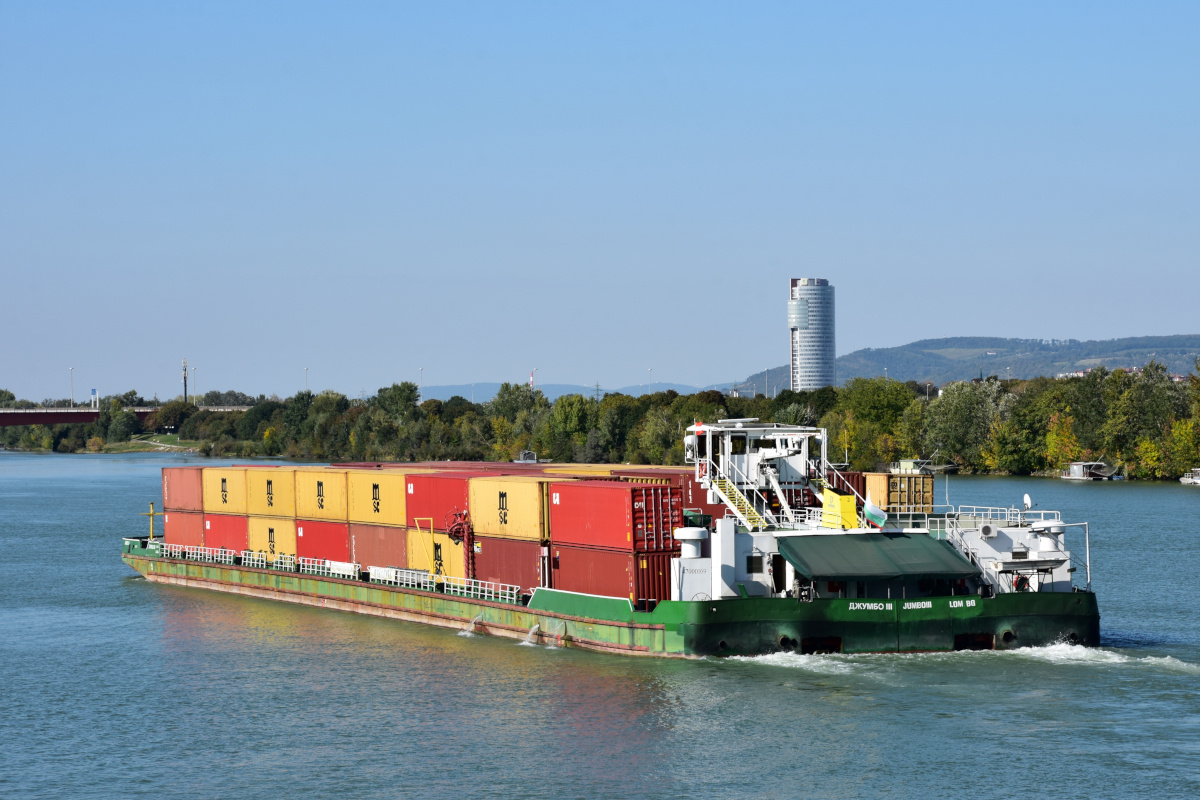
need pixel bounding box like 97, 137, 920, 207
0, 407, 253, 427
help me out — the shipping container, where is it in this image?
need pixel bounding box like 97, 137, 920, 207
633, 551, 675, 609
348, 471, 407, 527
405, 473, 472, 531
248, 516, 297, 560
550, 545, 634, 601
162, 467, 203, 512
468, 476, 548, 541
296, 520, 350, 562
204, 514, 248, 552
614, 468, 725, 520
295, 468, 348, 521
888, 474, 935, 513
827, 470, 865, 502
163, 510, 203, 547
350, 524, 408, 570
246, 467, 296, 518
473, 535, 541, 594
865, 473, 889, 510
548, 481, 684, 552
202, 468, 248, 515
406, 527, 466, 578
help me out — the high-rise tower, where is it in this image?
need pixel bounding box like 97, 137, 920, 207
788, 278, 835, 391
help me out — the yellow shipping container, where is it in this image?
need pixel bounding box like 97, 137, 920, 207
348, 471, 407, 527
294, 468, 348, 521
864, 473, 890, 510
543, 465, 615, 476
888, 474, 934, 513
247, 517, 297, 560
202, 468, 247, 515
246, 468, 296, 518
468, 476, 547, 541
407, 527, 465, 578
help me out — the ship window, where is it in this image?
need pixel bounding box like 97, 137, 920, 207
746, 554, 763, 574
730, 436, 747, 455
751, 439, 776, 452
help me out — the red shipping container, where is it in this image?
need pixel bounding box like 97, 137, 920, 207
548, 481, 684, 552
204, 514, 248, 552
162, 467, 204, 512
163, 510, 203, 547
474, 536, 541, 595
350, 524, 407, 570
633, 551, 675, 607
614, 469, 725, 521
405, 473, 474, 531
297, 520, 350, 562
550, 544, 633, 601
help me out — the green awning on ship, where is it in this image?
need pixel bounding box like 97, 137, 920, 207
778, 532, 980, 581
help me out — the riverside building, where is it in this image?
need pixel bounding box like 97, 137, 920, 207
788, 278, 836, 391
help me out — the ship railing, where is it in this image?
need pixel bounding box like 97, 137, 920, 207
441, 575, 521, 605
931, 520, 999, 590
159, 542, 186, 559
298, 557, 360, 579
956, 506, 1062, 525
241, 551, 269, 569
183, 546, 237, 565
239, 551, 297, 571
369, 567, 521, 604
369, 566, 436, 590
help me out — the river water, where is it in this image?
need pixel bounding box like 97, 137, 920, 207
1, 452, 1197, 798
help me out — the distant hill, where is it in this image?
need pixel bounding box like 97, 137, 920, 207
741, 335, 1200, 391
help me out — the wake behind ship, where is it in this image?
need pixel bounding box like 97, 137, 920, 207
122, 422, 1100, 656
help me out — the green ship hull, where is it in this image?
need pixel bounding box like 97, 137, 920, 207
122, 540, 1099, 657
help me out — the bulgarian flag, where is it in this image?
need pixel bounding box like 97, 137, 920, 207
864, 490, 887, 529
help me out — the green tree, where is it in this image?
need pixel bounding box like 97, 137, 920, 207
839, 377, 917, 431
924, 379, 1008, 469
897, 399, 927, 458
107, 410, 142, 443
489, 382, 549, 422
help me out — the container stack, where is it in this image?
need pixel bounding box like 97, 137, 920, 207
164, 460, 710, 607
548, 480, 684, 609
202, 467, 249, 552
246, 466, 296, 563
348, 468, 411, 572
161, 466, 204, 546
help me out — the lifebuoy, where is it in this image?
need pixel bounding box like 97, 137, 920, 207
1014, 575, 1030, 592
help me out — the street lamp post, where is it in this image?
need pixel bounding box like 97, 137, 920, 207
305, 367, 308, 392
533, 368, 538, 390
70, 367, 74, 407
420, 367, 423, 396
648, 368, 652, 396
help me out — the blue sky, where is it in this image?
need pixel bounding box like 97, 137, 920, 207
3, 2, 1197, 401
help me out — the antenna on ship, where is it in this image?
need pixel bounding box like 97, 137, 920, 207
141, 502, 162, 541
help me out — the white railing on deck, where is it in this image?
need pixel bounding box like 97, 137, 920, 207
183, 546, 237, 565
369, 566, 434, 590
441, 575, 521, 604
272, 554, 296, 572
160, 543, 186, 559
369, 566, 521, 604
241, 551, 269, 569
299, 557, 360, 579
956, 506, 1062, 524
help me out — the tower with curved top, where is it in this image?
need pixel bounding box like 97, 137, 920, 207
788, 278, 835, 391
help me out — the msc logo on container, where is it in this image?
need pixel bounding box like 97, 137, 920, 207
316, 480, 325, 510
220, 478, 228, 504
552, 493, 560, 505
498, 491, 508, 526
268, 526, 275, 555
372, 483, 380, 514
266, 479, 274, 508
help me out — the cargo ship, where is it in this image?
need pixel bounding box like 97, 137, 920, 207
121, 421, 1100, 656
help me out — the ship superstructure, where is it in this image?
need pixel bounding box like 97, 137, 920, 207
682, 419, 1090, 611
